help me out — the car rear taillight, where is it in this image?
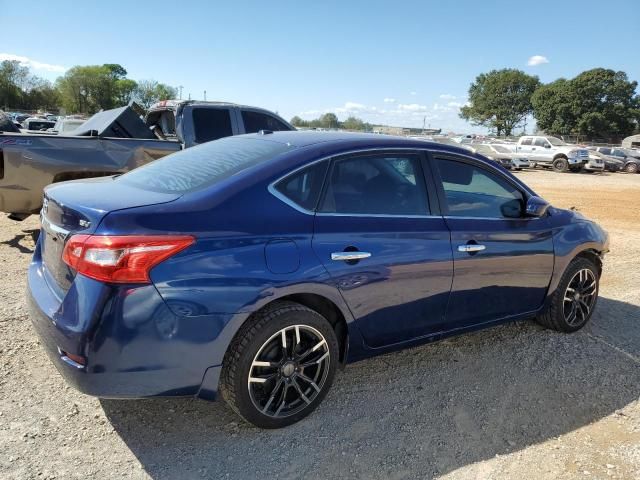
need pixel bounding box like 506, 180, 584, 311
62, 235, 194, 284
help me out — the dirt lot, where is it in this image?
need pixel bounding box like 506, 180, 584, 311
1, 169, 639, 480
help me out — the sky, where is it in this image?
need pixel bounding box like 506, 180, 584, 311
1, 0, 639, 133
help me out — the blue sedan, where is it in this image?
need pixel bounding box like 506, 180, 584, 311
27, 131, 608, 428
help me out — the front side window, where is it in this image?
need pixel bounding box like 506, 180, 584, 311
274, 161, 328, 211
319, 154, 428, 216
534, 138, 549, 147
435, 158, 524, 219
242, 110, 290, 133
192, 108, 233, 143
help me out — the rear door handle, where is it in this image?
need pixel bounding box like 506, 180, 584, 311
331, 252, 372, 261
457, 244, 486, 253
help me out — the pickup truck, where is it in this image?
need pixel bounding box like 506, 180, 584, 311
0, 100, 293, 218
506, 135, 590, 172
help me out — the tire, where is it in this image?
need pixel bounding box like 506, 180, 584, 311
552, 157, 569, 173
220, 301, 339, 428
625, 163, 639, 174
536, 257, 599, 333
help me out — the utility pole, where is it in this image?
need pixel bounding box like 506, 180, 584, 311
178, 85, 183, 100
204, 90, 207, 101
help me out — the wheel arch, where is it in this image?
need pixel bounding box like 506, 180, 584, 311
553, 153, 568, 160
545, 244, 605, 305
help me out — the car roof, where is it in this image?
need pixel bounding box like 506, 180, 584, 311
241, 130, 475, 156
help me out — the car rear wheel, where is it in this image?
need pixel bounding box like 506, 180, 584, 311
220, 301, 339, 428
625, 163, 639, 173
536, 257, 599, 333
552, 157, 569, 172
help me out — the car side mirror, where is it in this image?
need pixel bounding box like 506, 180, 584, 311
544, 144, 551, 148
525, 196, 551, 217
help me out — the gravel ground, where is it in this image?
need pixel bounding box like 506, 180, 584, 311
1, 169, 639, 480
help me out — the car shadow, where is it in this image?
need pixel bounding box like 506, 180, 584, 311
101, 296, 640, 479
0, 228, 39, 254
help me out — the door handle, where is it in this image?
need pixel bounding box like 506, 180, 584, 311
331, 252, 372, 261
458, 244, 486, 253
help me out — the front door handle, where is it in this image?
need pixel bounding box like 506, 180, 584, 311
457, 244, 486, 253
331, 252, 372, 261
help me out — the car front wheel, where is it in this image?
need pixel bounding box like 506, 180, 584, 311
552, 157, 569, 172
625, 163, 639, 173
536, 257, 599, 332
220, 301, 339, 428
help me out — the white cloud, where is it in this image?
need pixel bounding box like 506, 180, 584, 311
383, 97, 396, 103
439, 94, 457, 100
0, 53, 67, 73
527, 55, 549, 66
397, 103, 428, 112
410, 91, 417, 96
296, 96, 478, 133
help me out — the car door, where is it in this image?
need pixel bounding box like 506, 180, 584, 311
517, 137, 533, 156
181, 105, 239, 147
431, 154, 554, 329
531, 137, 552, 162
239, 109, 292, 133
311, 150, 453, 348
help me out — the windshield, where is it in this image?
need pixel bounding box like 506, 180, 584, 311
118, 136, 296, 193
547, 137, 567, 146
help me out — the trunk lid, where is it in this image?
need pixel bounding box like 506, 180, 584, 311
40, 176, 182, 293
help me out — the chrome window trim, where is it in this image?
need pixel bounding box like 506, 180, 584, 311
317, 212, 440, 219
267, 146, 536, 220
267, 147, 438, 218
443, 215, 539, 221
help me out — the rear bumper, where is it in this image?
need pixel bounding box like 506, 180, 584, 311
27, 250, 229, 400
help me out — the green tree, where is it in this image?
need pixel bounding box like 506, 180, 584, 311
532, 68, 640, 138
290, 115, 308, 127
0, 60, 29, 108
319, 112, 339, 129
460, 69, 540, 136
114, 78, 138, 106
134, 80, 177, 109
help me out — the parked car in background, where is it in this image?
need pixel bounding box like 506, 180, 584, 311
0, 100, 294, 218
587, 151, 622, 173
21, 117, 56, 132
28, 132, 608, 429
591, 147, 640, 173
0, 111, 21, 133
507, 136, 589, 172
471, 144, 530, 170
48, 116, 87, 134
583, 152, 605, 173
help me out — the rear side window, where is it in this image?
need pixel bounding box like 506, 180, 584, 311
521, 138, 532, 145
119, 137, 295, 193
241, 110, 290, 133
598, 147, 612, 155
274, 161, 328, 211
319, 154, 429, 216
192, 108, 233, 143
435, 158, 524, 219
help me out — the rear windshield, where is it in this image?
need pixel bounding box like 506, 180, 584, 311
118, 136, 295, 193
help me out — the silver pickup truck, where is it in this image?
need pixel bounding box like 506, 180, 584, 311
0, 100, 293, 218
